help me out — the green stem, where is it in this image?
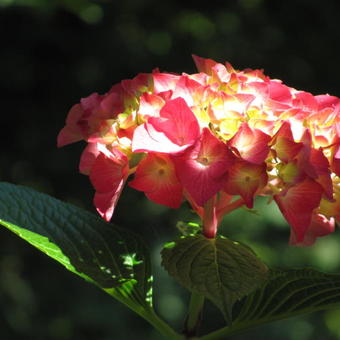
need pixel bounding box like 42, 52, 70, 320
105, 289, 182, 339
185, 292, 205, 337
199, 320, 257, 340
144, 308, 184, 339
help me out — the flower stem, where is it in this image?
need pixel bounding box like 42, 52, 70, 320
217, 198, 244, 218
203, 197, 217, 238
184, 292, 205, 337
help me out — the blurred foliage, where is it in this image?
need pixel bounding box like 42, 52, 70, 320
1, 0, 340, 339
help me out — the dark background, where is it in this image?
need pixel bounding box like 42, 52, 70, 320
1, 0, 340, 339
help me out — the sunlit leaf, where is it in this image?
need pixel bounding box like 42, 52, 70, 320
0, 182, 152, 316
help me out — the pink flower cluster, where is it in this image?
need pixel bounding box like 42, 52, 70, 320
58, 56, 340, 246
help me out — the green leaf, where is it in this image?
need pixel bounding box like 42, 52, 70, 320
0, 182, 152, 317
176, 221, 201, 236
161, 234, 268, 323
202, 269, 340, 339
231, 268, 340, 330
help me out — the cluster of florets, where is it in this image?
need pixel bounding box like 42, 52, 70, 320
58, 56, 340, 246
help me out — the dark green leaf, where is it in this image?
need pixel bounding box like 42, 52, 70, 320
232, 268, 340, 329
161, 234, 268, 323
0, 182, 152, 315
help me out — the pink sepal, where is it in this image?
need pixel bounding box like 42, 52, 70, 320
274, 179, 323, 243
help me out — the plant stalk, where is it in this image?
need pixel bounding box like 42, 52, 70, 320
184, 292, 205, 338
199, 320, 259, 340
144, 308, 184, 339
106, 289, 182, 339
202, 197, 217, 238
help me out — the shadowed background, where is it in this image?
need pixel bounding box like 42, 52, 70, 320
1, 0, 340, 339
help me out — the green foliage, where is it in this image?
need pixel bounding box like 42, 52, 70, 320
161, 234, 268, 323
200, 268, 340, 339
0, 182, 152, 317
3, 182, 340, 339
176, 221, 201, 236
233, 268, 340, 327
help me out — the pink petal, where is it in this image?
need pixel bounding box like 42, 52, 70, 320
293, 91, 318, 111
315, 95, 340, 110
173, 128, 234, 206
88, 147, 129, 221
294, 132, 333, 200
79, 143, 100, 175
268, 81, 292, 103
332, 144, 340, 176
274, 179, 324, 243
80, 93, 102, 115
152, 73, 179, 93
228, 123, 271, 164
57, 125, 83, 148
274, 136, 303, 163
138, 93, 165, 119
296, 129, 318, 179
132, 97, 200, 154
58, 92, 116, 148
89, 147, 128, 193
271, 121, 303, 162
172, 75, 203, 107
309, 148, 333, 200
192, 55, 219, 75
158, 97, 200, 140
57, 104, 84, 147
128, 153, 182, 208
224, 160, 268, 208
100, 89, 124, 116
289, 213, 335, 246
132, 122, 191, 154
93, 180, 125, 221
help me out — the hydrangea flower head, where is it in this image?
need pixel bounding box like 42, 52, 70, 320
58, 56, 340, 246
